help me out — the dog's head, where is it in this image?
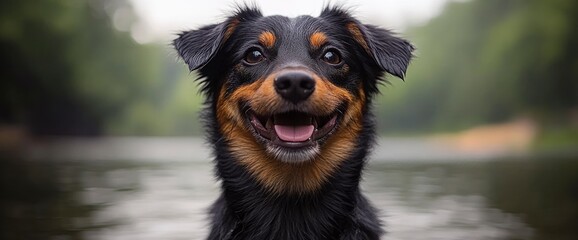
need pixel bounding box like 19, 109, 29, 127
174, 6, 413, 193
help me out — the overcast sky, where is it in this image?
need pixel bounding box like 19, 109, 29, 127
125, 0, 456, 44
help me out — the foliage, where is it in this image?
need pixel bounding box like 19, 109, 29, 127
2, 0, 577, 136
377, 0, 578, 134
0, 0, 202, 136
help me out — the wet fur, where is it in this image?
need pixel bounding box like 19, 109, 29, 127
174, 5, 413, 240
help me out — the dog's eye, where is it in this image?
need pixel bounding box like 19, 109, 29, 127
244, 48, 265, 64
321, 49, 342, 65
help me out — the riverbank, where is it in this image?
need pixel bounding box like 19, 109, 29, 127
3, 117, 578, 162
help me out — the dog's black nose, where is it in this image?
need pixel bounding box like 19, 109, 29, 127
274, 71, 315, 104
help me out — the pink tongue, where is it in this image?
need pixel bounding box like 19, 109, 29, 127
274, 125, 315, 142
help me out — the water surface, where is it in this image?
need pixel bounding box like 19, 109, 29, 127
2, 138, 577, 240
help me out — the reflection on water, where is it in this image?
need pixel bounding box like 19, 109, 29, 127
2, 140, 578, 240
365, 163, 532, 240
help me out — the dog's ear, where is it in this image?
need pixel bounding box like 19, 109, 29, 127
173, 6, 262, 71
173, 22, 232, 71
352, 24, 415, 80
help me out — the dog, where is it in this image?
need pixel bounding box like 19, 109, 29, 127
174, 5, 413, 240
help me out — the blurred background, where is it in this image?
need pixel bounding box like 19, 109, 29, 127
1, 0, 577, 239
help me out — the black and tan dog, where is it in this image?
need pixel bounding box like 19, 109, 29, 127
174, 5, 413, 240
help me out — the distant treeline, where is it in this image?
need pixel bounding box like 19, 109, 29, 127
376, 0, 578, 134
0, 0, 203, 136
1, 0, 576, 136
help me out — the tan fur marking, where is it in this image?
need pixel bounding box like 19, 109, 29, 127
215, 72, 366, 194
224, 18, 240, 41
258, 31, 276, 48
346, 23, 370, 54
309, 31, 328, 49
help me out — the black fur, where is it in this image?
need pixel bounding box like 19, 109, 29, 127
174, 5, 413, 240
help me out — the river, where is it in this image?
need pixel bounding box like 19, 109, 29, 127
1, 137, 577, 240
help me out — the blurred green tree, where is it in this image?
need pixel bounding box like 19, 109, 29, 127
377, 0, 578, 134
0, 0, 202, 136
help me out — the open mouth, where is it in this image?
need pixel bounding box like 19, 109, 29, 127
245, 108, 341, 149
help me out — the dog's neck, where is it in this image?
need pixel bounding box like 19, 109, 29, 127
211, 136, 373, 239
219, 158, 366, 239
207, 107, 379, 239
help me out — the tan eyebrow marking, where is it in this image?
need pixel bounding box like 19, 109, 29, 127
258, 31, 276, 48
346, 23, 370, 54
224, 18, 240, 41
310, 31, 328, 49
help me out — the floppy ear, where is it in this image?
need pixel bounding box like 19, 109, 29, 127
173, 22, 233, 71
173, 6, 263, 71
348, 23, 415, 80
